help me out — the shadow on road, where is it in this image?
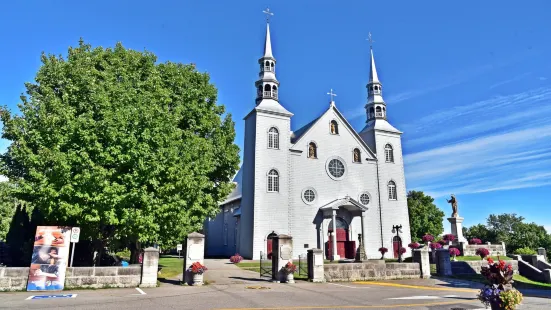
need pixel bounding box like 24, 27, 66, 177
229, 276, 270, 282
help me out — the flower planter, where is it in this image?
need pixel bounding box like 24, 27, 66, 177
490, 301, 505, 310
286, 272, 295, 284
192, 273, 203, 286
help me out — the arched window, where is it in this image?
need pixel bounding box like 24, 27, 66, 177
272, 85, 278, 99
353, 148, 361, 163
267, 169, 279, 192
264, 84, 271, 91
268, 127, 279, 149
388, 181, 397, 200
330, 120, 339, 134
257, 85, 263, 97
369, 107, 375, 118
385, 144, 394, 163
308, 142, 317, 158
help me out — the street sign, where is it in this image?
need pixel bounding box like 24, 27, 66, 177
26, 294, 77, 300
70, 227, 80, 243
176, 244, 182, 251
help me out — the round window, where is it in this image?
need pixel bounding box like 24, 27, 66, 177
328, 159, 345, 178
301, 187, 317, 205
304, 189, 315, 202
359, 193, 370, 205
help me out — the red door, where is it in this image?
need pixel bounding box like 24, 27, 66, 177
326, 228, 348, 258
393, 236, 402, 258
266, 232, 276, 259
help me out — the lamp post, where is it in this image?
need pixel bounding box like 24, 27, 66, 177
392, 224, 403, 263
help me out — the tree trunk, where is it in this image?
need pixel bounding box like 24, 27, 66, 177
129, 240, 141, 264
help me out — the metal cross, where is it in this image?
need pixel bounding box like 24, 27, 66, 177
367, 32, 375, 49
263, 8, 274, 23
327, 89, 337, 101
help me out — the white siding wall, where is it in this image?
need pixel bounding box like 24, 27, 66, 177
250, 111, 291, 260
288, 109, 383, 259
239, 114, 257, 259
373, 130, 412, 258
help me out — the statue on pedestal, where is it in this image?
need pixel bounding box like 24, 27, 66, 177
446, 194, 458, 218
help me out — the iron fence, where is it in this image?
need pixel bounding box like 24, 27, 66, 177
259, 252, 272, 278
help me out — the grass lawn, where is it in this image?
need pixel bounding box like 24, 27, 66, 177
445, 273, 551, 290
158, 256, 184, 280
455, 256, 512, 261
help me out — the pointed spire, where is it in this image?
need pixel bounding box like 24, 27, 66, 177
263, 23, 273, 58
369, 48, 379, 83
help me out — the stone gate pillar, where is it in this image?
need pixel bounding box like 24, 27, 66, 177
184, 232, 205, 286
412, 248, 431, 279
435, 248, 452, 276
272, 234, 293, 283
140, 247, 159, 287
307, 248, 324, 282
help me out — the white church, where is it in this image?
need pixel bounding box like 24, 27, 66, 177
204, 19, 412, 261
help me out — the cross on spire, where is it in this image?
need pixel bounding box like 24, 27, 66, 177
327, 89, 337, 102
263, 8, 274, 23
367, 32, 375, 49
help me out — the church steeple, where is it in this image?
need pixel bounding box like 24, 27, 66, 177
255, 8, 279, 104
365, 33, 387, 122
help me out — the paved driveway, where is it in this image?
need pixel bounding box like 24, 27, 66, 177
203, 258, 267, 285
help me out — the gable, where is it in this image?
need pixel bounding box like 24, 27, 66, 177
290, 105, 376, 159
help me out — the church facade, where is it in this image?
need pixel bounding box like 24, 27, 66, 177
204, 21, 411, 260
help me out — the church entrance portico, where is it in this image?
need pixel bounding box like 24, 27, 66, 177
318, 196, 368, 261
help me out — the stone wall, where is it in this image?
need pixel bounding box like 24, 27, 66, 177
0, 267, 28, 291
462, 243, 506, 256
324, 261, 420, 282
451, 260, 518, 275
65, 266, 141, 289
0, 266, 142, 291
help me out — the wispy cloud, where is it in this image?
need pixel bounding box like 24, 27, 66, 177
404, 85, 551, 197
488, 72, 531, 89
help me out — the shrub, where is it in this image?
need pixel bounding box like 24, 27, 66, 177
229, 253, 243, 264
470, 238, 482, 245
449, 248, 461, 257
408, 242, 420, 249
476, 247, 490, 259
513, 247, 536, 255
430, 242, 442, 250
422, 234, 434, 243
443, 234, 456, 242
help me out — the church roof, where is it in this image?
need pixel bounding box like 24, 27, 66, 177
219, 167, 242, 205
360, 118, 402, 135
290, 115, 322, 144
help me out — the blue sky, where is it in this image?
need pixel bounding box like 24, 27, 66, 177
1, 1, 551, 232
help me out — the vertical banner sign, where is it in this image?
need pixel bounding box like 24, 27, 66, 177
70, 227, 80, 267
26, 226, 71, 291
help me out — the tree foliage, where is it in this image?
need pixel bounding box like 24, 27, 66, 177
0, 182, 16, 241
0, 40, 240, 255
407, 191, 445, 242
463, 224, 496, 243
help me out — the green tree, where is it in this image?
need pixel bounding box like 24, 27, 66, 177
407, 191, 445, 242
463, 223, 497, 243
487, 213, 525, 244
508, 222, 549, 253
0, 181, 16, 241
0, 40, 240, 262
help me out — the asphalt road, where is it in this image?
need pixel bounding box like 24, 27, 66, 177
1, 280, 549, 310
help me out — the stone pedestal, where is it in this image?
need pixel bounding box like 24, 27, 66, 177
140, 247, 159, 287
184, 232, 205, 286
272, 234, 293, 283
412, 248, 431, 279
538, 247, 547, 262
307, 248, 324, 282
435, 249, 452, 276
448, 217, 467, 244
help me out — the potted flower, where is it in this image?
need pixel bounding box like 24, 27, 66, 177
470, 238, 482, 245
422, 234, 434, 244
437, 239, 447, 246
399, 247, 407, 256
230, 253, 243, 264
188, 261, 207, 285
282, 261, 297, 283
429, 242, 442, 250
449, 248, 461, 261
443, 234, 456, 244
477, 258, 522, 309
476, 248, 490, 260
378, 247, 388, 259
408, 242, 420, 250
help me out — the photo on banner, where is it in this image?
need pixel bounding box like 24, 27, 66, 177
26, 226, 71, 291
